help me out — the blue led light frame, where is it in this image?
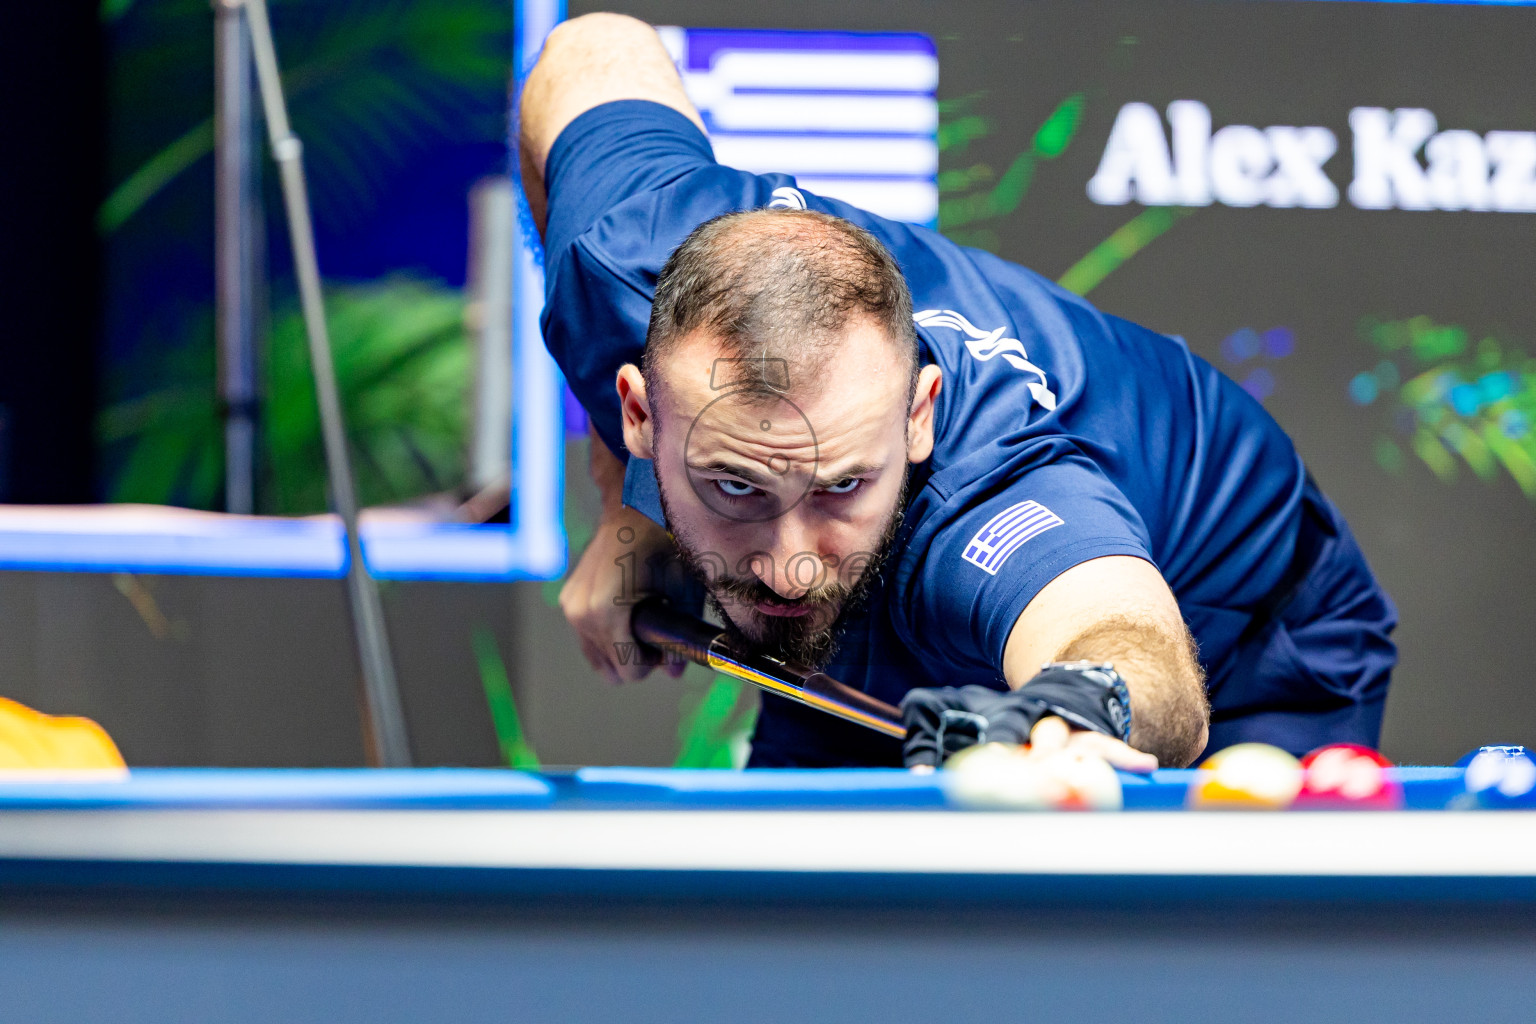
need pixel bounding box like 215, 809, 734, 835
504, 0, 568, 582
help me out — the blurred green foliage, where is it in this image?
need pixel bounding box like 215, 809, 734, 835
938, 91, 1085, 238
102, 0, 512, 233
1056, 205, 1198, 297
100, 276, 469, 513
934, 35, 1192, 293
1354, 316, 1536, 499
674, 675, 757, 769
100, 0, 513, 510
473, 625, 541, 769
100, 0, 140, 23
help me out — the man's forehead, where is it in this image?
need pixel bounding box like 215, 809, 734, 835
655, 324, 908, 414
682, 393, 822, 459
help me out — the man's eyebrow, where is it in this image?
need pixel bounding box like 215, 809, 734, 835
687, 458, 884, 488
814, 462, 883, 486
687, 459, 773, 486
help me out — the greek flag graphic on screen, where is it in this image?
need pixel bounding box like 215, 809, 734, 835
657, 27, 939, 226
963, 501, 1065, 575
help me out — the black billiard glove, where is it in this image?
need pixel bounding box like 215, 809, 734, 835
900, 686, 1049, 768
899, 664, 1132, 769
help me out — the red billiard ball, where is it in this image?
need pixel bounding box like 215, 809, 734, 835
1297, 743, 1403, 810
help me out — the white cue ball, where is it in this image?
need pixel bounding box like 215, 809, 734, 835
943, 742, 1124, 811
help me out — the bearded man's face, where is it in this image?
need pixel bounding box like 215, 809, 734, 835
644, 322, 921, 667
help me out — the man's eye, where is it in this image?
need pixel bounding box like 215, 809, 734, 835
822, 478, 862, 495
715, 478, 759, 498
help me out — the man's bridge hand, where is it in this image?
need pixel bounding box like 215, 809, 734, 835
560, 503, 683, 686
899, 684, 1157, 773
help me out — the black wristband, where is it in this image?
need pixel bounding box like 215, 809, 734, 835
1019, 663, 1132, 742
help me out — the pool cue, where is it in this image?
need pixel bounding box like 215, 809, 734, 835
239, 0, 411, 767
631, 597, 906, 739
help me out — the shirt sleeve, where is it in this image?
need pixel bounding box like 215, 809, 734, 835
892, 444, 1157, 681
541, 100, 717, 268
539, 99, 796, 460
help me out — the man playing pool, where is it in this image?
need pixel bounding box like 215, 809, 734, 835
521, 14, 1397, 769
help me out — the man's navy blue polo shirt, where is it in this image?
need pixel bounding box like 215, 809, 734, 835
540, 100, 1397, 766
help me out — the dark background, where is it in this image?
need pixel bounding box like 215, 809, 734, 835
0, 3, 103, 504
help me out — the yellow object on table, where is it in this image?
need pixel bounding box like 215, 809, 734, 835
0, 696, 126, 772
1187, 742, 1302, 809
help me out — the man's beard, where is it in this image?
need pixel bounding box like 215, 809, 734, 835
658, 475, 908, 669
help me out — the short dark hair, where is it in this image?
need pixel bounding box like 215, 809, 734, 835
642, 208, 919, 400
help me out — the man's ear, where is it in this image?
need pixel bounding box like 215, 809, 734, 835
616, 364, 655, 459
906, 364, 943, 464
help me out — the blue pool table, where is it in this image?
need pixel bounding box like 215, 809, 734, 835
1, 766, 1533, 1023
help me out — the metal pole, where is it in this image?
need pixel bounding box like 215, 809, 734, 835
466, 177, 513, 493
214, 0, 259, 514
235, 0, 412, 767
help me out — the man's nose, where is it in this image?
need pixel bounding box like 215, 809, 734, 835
759, 518, 824, 599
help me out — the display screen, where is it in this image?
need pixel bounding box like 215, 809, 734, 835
576, 0, 1536, 759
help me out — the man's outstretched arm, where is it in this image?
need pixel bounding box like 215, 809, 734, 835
1003, 555, 1210, 768
518, 12, 704, 238
520, 13, 704, 685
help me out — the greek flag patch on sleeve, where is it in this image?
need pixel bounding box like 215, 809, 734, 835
961, 501, 1064, 575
